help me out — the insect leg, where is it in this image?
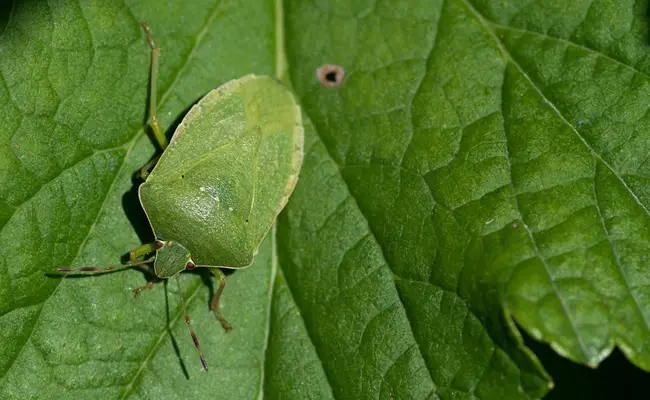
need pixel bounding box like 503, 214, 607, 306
139, 154, 161, 180
175, 274, 208, 371
126, 242, 162, 295
56, 257, 155, 274
208, 267, 233, 331
141, 23, 168, 151
132, 280, 157, 296
129, 261, 163, 296
129, 242, 157, 262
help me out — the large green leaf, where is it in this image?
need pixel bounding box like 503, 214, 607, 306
1, 0, 649, 398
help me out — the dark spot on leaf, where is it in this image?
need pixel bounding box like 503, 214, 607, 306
154, 240, 165, 250
180, 174, 185, 179
317, 64, 345, 87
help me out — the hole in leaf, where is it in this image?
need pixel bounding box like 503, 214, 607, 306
317, 64, 345, 87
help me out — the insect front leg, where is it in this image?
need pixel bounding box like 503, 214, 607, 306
129, 242, 160, 296
141, 23, 168, 151
208, 267, 233, 331
129, 242, 157, 262
139, 154, 161, 180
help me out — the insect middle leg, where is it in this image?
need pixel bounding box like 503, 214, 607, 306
132, 279, 158, 296
208, 267, 233, 331
132, 262, 160, 296
142, 23, 169, 152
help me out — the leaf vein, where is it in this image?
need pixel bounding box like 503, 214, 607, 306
487, 20, 650, 84
301, 110, 439, 394
118, 280, 204, 399
464, 0, 650, 221
592, 165, 650, 342
474, 6, 592, 361
0, 148, 126, 380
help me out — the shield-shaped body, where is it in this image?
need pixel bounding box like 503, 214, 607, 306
139, 75, 303, 272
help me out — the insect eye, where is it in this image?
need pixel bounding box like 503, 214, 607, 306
154, 240, 166, 250
186, 260, 196, 270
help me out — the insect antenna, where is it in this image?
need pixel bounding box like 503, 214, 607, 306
175, 274, 208, 371
56, 257, 155, 274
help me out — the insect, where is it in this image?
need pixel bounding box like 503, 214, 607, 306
57, 24, 304, 371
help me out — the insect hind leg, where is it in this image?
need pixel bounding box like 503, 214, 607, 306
209, 267, 233, 331
176, 274, 208, 371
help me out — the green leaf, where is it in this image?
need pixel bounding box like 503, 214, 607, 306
1, 0, 649, 399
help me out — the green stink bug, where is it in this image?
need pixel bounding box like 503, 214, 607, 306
57, 24, 304, 371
